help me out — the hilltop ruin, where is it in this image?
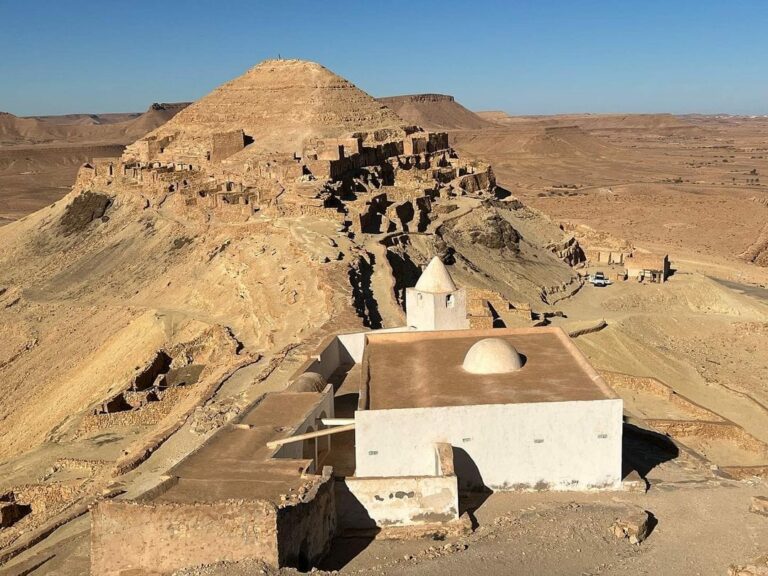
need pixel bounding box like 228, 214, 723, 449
78, 60, 497, 235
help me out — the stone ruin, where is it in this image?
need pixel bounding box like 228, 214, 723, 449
73, 60, 498, 234
80, 129, 495, 234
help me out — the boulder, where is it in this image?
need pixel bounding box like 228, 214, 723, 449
611, 509, 652, 544
749, 496, 768, 517
728, 555, 768, 576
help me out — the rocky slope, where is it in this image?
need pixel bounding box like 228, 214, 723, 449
0, 61, 585, 561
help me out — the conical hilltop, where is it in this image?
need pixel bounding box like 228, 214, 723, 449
106, 58, 502, 232
131, 59, 407, 155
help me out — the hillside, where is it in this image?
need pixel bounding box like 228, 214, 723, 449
0, 103, 188, 146
2, 59, 768, 576
378, 94, 493, 130
0, 61, 595, 571
139, 60, 405, 155
0, 103, 188, 221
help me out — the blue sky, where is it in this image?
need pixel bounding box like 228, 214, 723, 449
1, 0, 767, 116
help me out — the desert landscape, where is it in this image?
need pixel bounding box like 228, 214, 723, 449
0, 56, 766, 576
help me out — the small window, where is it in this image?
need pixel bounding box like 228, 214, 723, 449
446, 294, 455, 308
417, 293, 423, 301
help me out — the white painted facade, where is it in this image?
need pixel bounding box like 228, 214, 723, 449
405, 257, 470, 331
405, 286, 470, 331
340, 474, 459, 528
355, 399, 623, 491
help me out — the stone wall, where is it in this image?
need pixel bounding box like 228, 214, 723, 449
211, 130, 245, 162
90, 499, 279, 575
338, 443, 459, 529
456, 167, 495, 194
276, 468, 337, 569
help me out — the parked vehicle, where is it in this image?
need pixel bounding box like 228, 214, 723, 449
589, 271, 611, 287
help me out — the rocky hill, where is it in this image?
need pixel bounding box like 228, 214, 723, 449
140, 60, 406, 156
0, 61, 585, 557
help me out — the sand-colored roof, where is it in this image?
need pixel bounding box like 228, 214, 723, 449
155, 391, 325, 504
414, 257, 458, 293
362, 327, 617, 411
626, 252, 668, 269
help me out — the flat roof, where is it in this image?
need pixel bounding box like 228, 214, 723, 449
362, 327, 617, 411
155, 391, 324, 504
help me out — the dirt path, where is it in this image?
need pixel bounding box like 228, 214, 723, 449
321, 482, 768, 576
364, 237, 405, 327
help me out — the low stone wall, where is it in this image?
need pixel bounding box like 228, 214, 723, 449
337, 443, 459, 530
647, 420, 768, 458
338, 475, 459, 530
601, 370, 725, 422
91, 499, 279, 575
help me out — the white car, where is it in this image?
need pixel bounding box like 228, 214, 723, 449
589, 271, 611, 287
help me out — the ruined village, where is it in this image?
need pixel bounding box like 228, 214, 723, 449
0, 20, 767, 576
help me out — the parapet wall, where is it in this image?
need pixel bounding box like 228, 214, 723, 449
91, 469, 337, 575
337, 443, 459, 530
276, 467, 337, 568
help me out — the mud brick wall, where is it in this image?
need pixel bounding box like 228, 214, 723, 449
276, 470, 336, 569
90, 499, 279, 575
211, 130, 245, 162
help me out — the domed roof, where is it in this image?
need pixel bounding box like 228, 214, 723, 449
414, 257, 457, 293
462, 338, 523, 375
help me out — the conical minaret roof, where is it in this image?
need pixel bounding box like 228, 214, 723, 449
414, 257, 457, 293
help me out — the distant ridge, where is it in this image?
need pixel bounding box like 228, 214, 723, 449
0, 103, 189, 146
378, 93, 493, 130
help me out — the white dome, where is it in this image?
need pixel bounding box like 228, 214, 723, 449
414, 257, 457, 293
462, 338, 523, 374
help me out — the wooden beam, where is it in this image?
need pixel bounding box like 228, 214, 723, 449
319, 418, 355, 426
266, 423, 356, 450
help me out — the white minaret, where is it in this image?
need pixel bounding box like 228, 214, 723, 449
405, 257, 469, 331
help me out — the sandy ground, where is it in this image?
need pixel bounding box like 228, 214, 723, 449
6, 476, 764, 575
451, 114, 768, 280
1, 93, 767, 575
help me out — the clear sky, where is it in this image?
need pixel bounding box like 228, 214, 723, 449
1, 0, 767, 116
